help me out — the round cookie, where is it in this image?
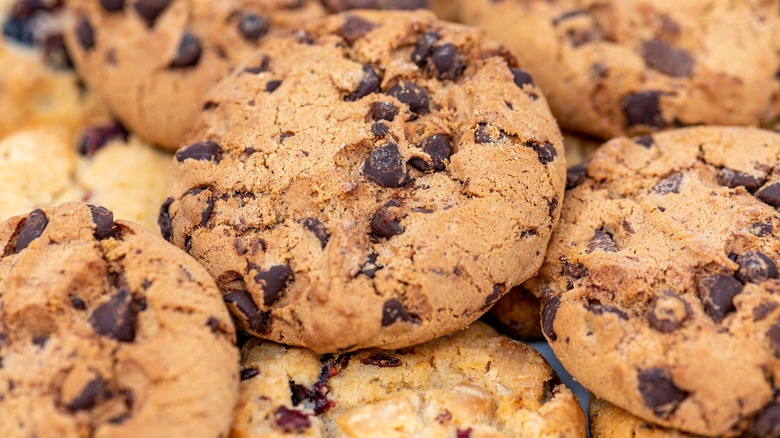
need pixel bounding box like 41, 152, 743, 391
63, 0, 328, 149
430, 0, 780, 140
233, 322, 586, 438
529, 127, 780, 436
163, 10, 566, 353
0, 202, 239, 438
589, 397, 710, 438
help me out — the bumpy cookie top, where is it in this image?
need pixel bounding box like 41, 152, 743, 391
0, 202, 239, 438
431, 0, 780, 140
530, 127, 780, 436
63, 0, 328, 149
163, 10, 565, 353
233, 322, 586, 438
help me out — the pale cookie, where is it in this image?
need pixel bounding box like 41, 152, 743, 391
0, 201, 239, 438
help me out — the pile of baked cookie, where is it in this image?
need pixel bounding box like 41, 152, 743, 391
1, 0, 779, 436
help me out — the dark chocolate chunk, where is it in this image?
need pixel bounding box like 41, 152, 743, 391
637, 368, 687, 418
345, 65, 380, 101
751, 403, 780, 437
563, 263, 588, 279
224, 290, 268, 334
2, 15, 34, 46
411, 31, 439, 66
381, 299, 420, 326
736, 251, 779, 284
427, 43, 464, 80
199, 195, 213, 228
641, 38, 694, 78
698, 274, 742, 323
338, 15, 375, 45
360, 253, 381, 278
750, 222, 773, 237
255, 264, 292, 306
386, 82, 429, 115
586, 229, 618, 253
768, 321, 780, 357
14, 209, 48, 253
509, 67, 534, 88
175, 140, 221, 162
654, 172, 684, 194
718, 168, 765, 193
89, 205, 116, 240
371, 200, 404, 238
372, 101, 398, 121
371, 122, 389, 137
647, 293, 691, 332
265, 80, 282, 93
65, 377, 104, 411
541, 295, 561, 341
408, 134, 452, 172
624, 91, 664, 127
70, 295, 86, 310
756, 183, 780, 208
238, 12, 269, 41
586, 303, 628, 319
299, 218, 329, 248
169, 31, 201, 68
32, 335, 48, 346
100, 0, 124, 12
78, 122, 128, 158
133, 0, 172, 27
158, 197, 174, 241
360, 353, 401, 367
240, 368, 259, 380
243, 55, 270, 74
474, 123, 506, 144
531, 142, 557, 165
635, 135, 654, 148
753, 302, 778, 321
362, 143, 409, 188
548, 197, 559, 218
76, 17, 95, 50
274, 406, 311, 432
566, 162, 589, 190
89, 286, 136, 342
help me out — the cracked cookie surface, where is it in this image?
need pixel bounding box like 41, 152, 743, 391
233, 322, 585, 438
164, 10, 566, 353
0, 201, 239, 438
530, 127, 780, 436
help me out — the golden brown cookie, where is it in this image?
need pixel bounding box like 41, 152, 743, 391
590, 397, 712, 438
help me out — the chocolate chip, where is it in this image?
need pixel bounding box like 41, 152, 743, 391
78, 122, 128, 158
345, 65, 380, 101
265, 80, 282, 92
750, 222, 773, 237
718, 168, 765, 193
566, 162, 589, 190
76, 17, 95, 50
474, 123, 506, 144
158, 197, 174, 241
224, 290, 268, 334
531, 142, 557, 165
243, 55, 270, 74
89, 205, 116, 240
14, 209, 48, 253
509, 67, 534, 88
362, 143, 409, 188
563, 263, 588, 279
411, 31, 439, 66
483, 284, 505, 309
751, 403, 780, 437
654, 172, 684, 194
551, 9, 588, 25
338, 15, 375, 45
408, 134, 452, 172
736, 251, 779, 284
586, 229, 618, 253
768, 321, 780, 357
386, 82, 429, 115
371, 122, 389, 138
100, 0, 124, 12
371, 200, 404, 238
381, 299, 420, 326
274, 406, 311, 432
586, 303, 628, 319
237, 12, 269, 41
89, 287, 136, 342
624, 91, 664, 127
641, 39, 694, 78
169, 31, 201, 68
753, 302, 778, 321
360, 353, 401, 367
32, 335, 48, 346
255, 264, 292, 306
637, 368, 687, 418
175, 140, 221, 162
70, 295, 86, 310
65, 378, 104, 411
541, 295, 561, 341
698, 274, 742, 323
756, 183, 780, 208
427, 43, 464, 80
240, 368, 259, 380
299, 218, 329, 248
360, 253, 382, 278
41, 34, 73, 70
635, 135, 654, 148
647, 293, 691, 332
372, 101, 398, 121
133, 0, 171, 27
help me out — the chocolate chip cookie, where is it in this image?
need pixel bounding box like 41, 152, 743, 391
590, 397, 708, 438
0, 201, 239, 437
530, 127, 780, 436
430, 0, 780, 140
163, 10, 566, 353
233, 322, 585, 437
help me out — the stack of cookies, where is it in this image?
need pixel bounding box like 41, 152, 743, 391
1, 0, 779, 437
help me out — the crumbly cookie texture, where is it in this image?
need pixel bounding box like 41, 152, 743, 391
430, 0, 780, 140
164, 10, 565, 353
589, 397, 713, 438
233, 322, 586, 438
63, 0, 328, 149
529, 127, 780, 437
0, 201, 239, 438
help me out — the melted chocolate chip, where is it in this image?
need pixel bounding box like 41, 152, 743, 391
736, 251, 779, 284
386, 82, 429, 115
637, 368, 687, 418
169, 31, 201, 68
14, 209, 48, 253
65, 378, 104, 411
299, 218, 329, 248
566, 162, 589, 190
718, 169, 765, 193
370, 200, 405, 238
265, 80, 282, 92
133, 0, 171, 27
78, 122, 128, 157
411, 31, 439, 66
474, 123, 506, 144
654, 172, 684, 194
238, 12, 269, 41
224, 290, 268, 334
360, 253, 382, 278
338, 15, 376, 45
360, 353, 401, 367
586, 303, 628, 319
635, 135, 654, 148
408, 134, 452, 172
362, 143, 409, 188
100, 0, 124, 12
484, 284, 505, 309
751, 403, 780, 437
70, 295, 86, 310
586, 229, 618, 253
158, 197, 174, 241
698, 274, 742, 323
274, 406, 311, 432
76, 17, 95, 50
624, 91, 664, 127
757, 183, 780, 208
427, 43, 464, 80
381, 299, 420, 326
372, 101, 398, 121
89, 286, 136, 342
749, 222, 773, 237
509, 68, 534, 88
255, 265, 292, 306
647, 293, 691, 332
541, 295, 561, 341
345, 65, 380, 101
175, 141, 221, 162
531, 142, 557, 165
753, 302, 778, 321
563, 263, 588, 279
371, 122, 389, 137
641, 39, 694, 78
768, 321, 780, 357
89, 205, 116, 240
240, 368, 259, 380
